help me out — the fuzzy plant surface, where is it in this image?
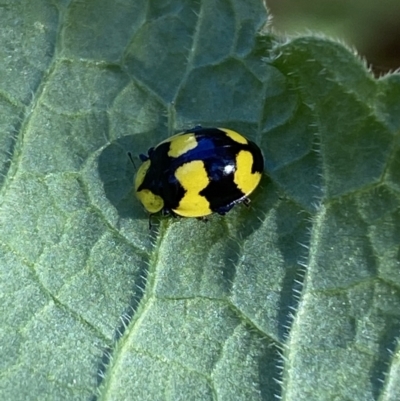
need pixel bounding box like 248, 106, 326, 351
0, 1, 399, 400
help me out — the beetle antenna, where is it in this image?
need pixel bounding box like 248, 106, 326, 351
127, 152, 137, 169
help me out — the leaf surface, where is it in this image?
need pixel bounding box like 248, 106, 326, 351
0, 1, 399, 400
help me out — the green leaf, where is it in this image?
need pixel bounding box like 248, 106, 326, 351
1, 1, 399, 400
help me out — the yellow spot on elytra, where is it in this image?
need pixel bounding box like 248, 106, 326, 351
173, 160, 212, 217
167, 133, 197, 158
136, 189, 164, 213
222, 128, 248, 144
135, 160, 164, 213
234, 150, 261, 195
134, 160, 150, 191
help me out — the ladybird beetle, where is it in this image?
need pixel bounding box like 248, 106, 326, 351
134, 126, 264, 218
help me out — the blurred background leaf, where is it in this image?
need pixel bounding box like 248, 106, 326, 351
269, 0, 400, 73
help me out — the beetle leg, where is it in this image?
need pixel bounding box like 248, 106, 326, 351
242, 197, 251, 207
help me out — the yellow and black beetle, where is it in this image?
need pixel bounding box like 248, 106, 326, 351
134, 126, 264, 218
